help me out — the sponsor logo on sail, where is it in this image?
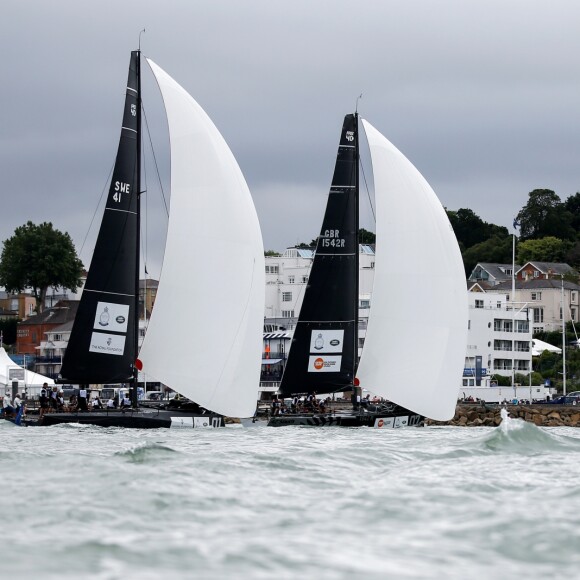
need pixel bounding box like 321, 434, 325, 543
93, 302, 130, 333
131, 104, 137, 116
89, 332, 126, 356
309, 330, 344, 354
346, 131, 354, 142
308, 355, 342, 372
314, 333, 324, 350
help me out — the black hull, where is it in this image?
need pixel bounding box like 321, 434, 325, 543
267, 408, 424, 428
38, 410, 224, 429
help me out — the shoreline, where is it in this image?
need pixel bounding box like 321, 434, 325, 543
427, 403, 580, 427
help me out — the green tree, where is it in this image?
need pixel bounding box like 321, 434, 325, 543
447, 208, 509, 251
462, 235, 513, 276
0, 222, 83, 313
358, 228, 376, 244
515, 189, 575, 241
264, 250, 281, 257
516, 236, 572, 264
564, 192, 580, 232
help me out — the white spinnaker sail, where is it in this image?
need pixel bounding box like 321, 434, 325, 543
139, 60, 265, 418
357, 119, 467, 421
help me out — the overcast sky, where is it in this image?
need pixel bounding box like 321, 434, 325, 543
2, 0, 580, 279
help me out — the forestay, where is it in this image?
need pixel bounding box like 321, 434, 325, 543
357, 119, 467, 421
139, 60, 265, 418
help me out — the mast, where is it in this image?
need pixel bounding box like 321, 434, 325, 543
562, 276, 567, 396
354, 111, 360, 380
132, 50, 142, 407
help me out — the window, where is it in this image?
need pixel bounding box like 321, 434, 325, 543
53, 334, 62, 341
494, 340, 511, 351
572, 292, 578, 304
281, 310, 294, 318
515, 320, 529, 333
533, 271, 539, 278
301, 276, 308, 283
533, 326, 543, 334
515, 341, 530, 352
533, 308, 544, 323
497, 302, 502, 309
282, 292, 292, 302
572, 307, 577, 321
531, 292, 542, 301
475, 300, 484, 309
265, 265, 279, 274
288, 276, 295, 284
360, 299, 370, 309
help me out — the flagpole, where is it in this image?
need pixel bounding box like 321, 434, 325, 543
512, 231, 516, 397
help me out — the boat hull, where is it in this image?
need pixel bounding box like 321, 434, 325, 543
38, 410, 224, 429
267, 407, 424, 428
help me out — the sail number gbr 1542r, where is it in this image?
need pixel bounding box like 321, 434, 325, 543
112, 181, 131, 203
321, 229, 345, 248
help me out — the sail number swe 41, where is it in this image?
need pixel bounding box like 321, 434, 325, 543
112, 181, 131, 203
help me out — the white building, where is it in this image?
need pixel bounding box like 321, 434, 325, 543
464, 292, 532, 388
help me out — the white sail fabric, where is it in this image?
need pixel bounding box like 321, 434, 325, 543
357, 119, 467, 421
139, 60, 265, 418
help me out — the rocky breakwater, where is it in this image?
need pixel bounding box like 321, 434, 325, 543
426, 404, 580, 427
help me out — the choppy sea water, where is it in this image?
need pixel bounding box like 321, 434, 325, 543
1, 417, 580, 580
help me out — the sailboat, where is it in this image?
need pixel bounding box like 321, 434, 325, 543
268, 113, 467, 427
40, 50, 265, 428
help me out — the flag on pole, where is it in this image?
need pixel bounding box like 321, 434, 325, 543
513, 217, 520, 230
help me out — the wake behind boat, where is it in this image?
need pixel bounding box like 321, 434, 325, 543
38, 49, 264, 429
267, 113, 467, 428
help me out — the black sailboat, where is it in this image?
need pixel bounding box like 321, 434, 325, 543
40, 49, 265, 428
268, 114, 424, 428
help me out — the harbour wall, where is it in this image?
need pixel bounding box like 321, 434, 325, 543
426, 404, 580, 427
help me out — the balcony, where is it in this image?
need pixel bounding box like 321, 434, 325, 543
463, 368, 488, 377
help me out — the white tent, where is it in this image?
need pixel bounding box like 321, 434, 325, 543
532, 339, 562, 356
0, 347, 55, 393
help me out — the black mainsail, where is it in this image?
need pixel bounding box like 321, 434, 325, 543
59, 51, 141, 385
279, 114, 359, 397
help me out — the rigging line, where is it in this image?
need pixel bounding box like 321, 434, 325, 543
79, 163, 114, 258
359, 159, 376, 223
141, 101, 169, 218
141, 117, 149, 277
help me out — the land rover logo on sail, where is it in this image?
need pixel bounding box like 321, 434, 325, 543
346, 131, 354, 142
116, 316, 126, 324
329, 339, 340, 346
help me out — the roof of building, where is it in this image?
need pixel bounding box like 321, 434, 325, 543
492, 279, 580, 291
469, 263, 521, 280
516, 262, 577, 276
19, 300, 79, 326
139, 279, 159, 289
